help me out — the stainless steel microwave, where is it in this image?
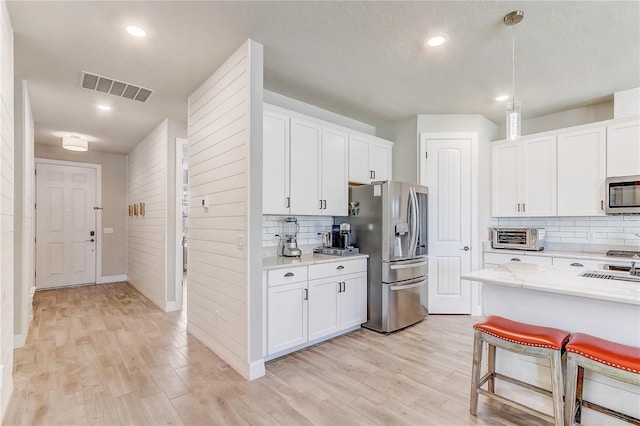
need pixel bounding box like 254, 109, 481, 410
606, 175, 640, 215
492, 227, 545, 251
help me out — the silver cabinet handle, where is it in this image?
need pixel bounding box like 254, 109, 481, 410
517, 203, 521, 212
460, 246, 470, 251
319, 200, 323, 209
510, 258, 522, 262
570, 263, 584, 267
372, 170, 376, 179
337, 265, 345, 270
323, 200, 327, 209
522, 203, 526, 212
342, 282, 345, 292
284, 272, 294, 277
303, 288, 308, 300
601, 200, 604, 210
286, 197, 290, 208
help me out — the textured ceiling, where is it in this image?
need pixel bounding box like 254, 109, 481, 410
7, 1, 640, 154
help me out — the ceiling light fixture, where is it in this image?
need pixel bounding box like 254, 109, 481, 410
62, 136, 88, 152
426, 34, 448, 47
97, 105, 111, 111
504, 10, 524, 141
495, 95, 509, 102
126, 25, 146, 38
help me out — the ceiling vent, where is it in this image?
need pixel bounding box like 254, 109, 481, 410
80, 71, 153, 102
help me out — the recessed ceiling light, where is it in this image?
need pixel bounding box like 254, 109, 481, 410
426, 34, 448, 47
97, 105, 112, 111
495, 95, 510, 102
126, 25, 146, 38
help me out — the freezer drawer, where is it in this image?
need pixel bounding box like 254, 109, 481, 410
381, 277, 428, 332
382, 258, 429, 283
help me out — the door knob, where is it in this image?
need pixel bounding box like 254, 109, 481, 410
87, 239, 95, 242
461, 246, 469, 251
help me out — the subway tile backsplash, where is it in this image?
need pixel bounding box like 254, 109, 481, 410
490, 216, 640, 248
263, 215, 333, 249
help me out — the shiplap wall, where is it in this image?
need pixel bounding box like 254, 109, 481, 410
0, 0, 13, 417
127, 120, 168, 309
13, 80, 34, 348
187, 40, 264, 379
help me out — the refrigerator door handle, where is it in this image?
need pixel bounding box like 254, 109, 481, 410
389, 279, 428, 291
408, 186, 418, 257
390, 260, 429, 270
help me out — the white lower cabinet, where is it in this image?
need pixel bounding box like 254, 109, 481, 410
484, 252, 553, 267
266, 258, 367, 359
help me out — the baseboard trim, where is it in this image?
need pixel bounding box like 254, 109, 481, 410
97, 274, 127, 284
13, 334, 25, 349
248, 359, 266, 380
165, 301, 182, 312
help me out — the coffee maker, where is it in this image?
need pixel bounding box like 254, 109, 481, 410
339, 223, 351, 249
282, 217, 302, 257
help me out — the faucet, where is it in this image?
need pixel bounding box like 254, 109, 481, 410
631, 262, 639, 277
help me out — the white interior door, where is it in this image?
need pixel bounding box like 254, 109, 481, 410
36, 163, 97, 288
423, 138, 472, 313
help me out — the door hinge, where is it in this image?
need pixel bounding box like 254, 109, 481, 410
34, 203, 36, 209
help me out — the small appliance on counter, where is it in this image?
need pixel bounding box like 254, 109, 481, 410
492, 227, 545, 251
282, 217, 302, 257
314, 222, 360, 256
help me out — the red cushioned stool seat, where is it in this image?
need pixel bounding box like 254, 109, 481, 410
473, 315, 570, 350
565, 333, 640, 425
470, 316, 569, 426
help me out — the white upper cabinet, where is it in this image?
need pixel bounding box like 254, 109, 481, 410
606, 118, 640, 177
348, 133, 393, 184
557, 126, 606, 216
320, 126, 349, 216
491, 135, 556, 217
263, 104, 352, 216
289, 117, 322, 215
263, 108, 290, 215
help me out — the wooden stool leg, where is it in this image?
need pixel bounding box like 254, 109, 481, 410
575, 365, 584, 424
549, 349, 565, 426
470, 330, 484, 415
565, 353, 578, 426
488, 344, 496, 393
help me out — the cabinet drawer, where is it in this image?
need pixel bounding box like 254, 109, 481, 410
267, 266, 308, 287
308, 258, 367, 280
484, 252, 552, 266
552, 258, 605, 269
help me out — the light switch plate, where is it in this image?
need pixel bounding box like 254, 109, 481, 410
103, 228, 114, 234
236, 234, 246, 250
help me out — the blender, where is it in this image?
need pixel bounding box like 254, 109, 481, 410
282, 217, 302, 257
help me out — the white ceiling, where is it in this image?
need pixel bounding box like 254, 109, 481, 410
7, 1, 640, 155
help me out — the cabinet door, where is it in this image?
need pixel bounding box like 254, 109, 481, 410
263, 108, 290, 215
290, 117, 321, 215
370, 141, 391, 181
308, 278, 340, 341
339, 272, 367, 329
557, 127, 606, 216
491, 141, 520, 217
521, 136, 557, 216
268, 282, 308, 354
348, 134, 372, 184
607, 119, 640, 177
321, 126, 348, 216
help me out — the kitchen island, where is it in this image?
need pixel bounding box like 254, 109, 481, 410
462, 262, 640, 421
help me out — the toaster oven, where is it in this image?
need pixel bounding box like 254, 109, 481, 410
492, 227, 545, 251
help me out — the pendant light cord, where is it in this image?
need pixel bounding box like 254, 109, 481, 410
512, 25, 516, 104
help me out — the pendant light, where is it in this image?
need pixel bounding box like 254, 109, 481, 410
504, 10, 524, 141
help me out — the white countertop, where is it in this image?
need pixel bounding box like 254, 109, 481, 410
462, 262, 640, 305
484, 247, 639, 263
263, 253, 369, 270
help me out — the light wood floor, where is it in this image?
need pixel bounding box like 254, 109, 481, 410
4, 282, 548, 426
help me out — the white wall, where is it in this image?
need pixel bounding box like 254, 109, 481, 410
13, 80, 33, 349
496, 101, 614, 140
0, 0, 12, 418
264, 90, 375, 135
127, 119, 167, 309
187, 39, 264, 380
377, 116, 418, 184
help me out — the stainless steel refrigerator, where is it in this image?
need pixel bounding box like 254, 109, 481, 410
343, 181, 428, 332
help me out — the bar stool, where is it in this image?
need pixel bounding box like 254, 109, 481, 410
470, 315, 570, 426
565, 333, 640, 425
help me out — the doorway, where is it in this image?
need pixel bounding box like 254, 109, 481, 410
175, 138, 188, 311
35, 159, 101, 289
419, 135, 473, 314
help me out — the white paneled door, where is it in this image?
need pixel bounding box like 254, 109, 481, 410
36, 163, 97, 288
423, 138, 472, 313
